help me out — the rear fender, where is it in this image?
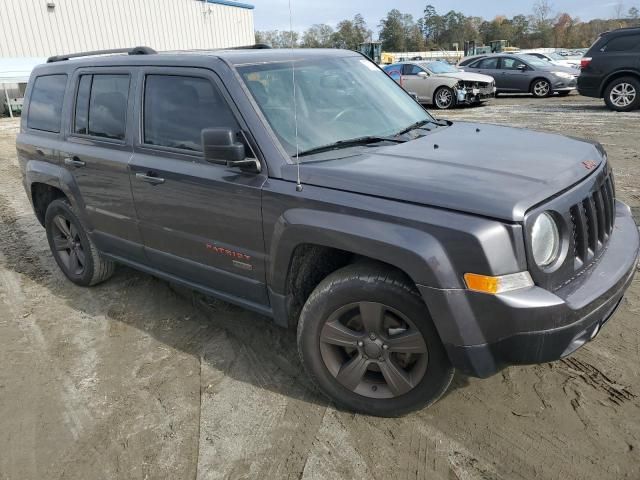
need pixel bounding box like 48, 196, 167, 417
24, 159, 93, 231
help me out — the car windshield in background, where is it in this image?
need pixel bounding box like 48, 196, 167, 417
521, 55, 554, 68
547, 52, 564, 60
237, 56, 434, 159
423, 61, 458, 74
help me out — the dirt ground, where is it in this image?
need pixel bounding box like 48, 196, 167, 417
0, 94, 639, 480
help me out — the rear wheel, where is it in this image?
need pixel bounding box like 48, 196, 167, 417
604, 77, 640, 112
433, 86, 456, 110
531, 78, 552, 98
45, 199, 115, 286
297, 264, 454, 417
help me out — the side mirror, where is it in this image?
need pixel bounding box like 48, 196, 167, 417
417, 71, 429, 78
202, 128, 259, 171
517, 64, 528, 71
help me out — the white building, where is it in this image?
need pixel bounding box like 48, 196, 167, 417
0, 0, 256, 58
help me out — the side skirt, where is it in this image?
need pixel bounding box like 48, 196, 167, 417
102, 253, 275, 319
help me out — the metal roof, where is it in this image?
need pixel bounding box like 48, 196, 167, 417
203, 0, 254, 9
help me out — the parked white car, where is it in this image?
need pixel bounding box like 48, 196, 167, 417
521, 51, 581, 70
383, 61, 496, 109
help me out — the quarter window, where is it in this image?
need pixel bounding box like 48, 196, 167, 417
143, 75, 238, 152
27, 74, 67, 133
604, 34, 640, 52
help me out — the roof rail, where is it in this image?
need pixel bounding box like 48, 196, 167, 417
47, 46, 156, 63
226, 44, 272, 50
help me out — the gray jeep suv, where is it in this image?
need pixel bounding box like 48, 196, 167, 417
16, 47, 639, 417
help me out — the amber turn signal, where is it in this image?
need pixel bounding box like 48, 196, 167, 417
464, 272, 534, 294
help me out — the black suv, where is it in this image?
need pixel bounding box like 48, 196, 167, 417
578, 27, 640, 111
17, 47, 639, 417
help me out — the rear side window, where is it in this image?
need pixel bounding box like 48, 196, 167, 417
73, 74, 129, 140
27, 74, 67, 133
604, 34, 640, 52
475, 57, 499, 69
143, 75, 239, 152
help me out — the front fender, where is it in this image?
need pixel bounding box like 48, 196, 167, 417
268, 208, 460, 295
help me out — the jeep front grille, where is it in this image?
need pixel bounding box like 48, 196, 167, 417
569, 174, 616, 265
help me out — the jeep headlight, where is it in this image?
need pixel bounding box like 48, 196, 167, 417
552, 71, 573, 79
531, 212, 560, 267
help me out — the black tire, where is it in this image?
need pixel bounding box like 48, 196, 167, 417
45, 198, 115, 286
433, 86, 456, 110
297, 264, 454, 417
604, 76, 640, 112
531, 78, 552, 98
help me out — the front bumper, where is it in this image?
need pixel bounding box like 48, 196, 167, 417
456, 86, 496, 104
420, 201, 639, 378
553, 76, 578, 92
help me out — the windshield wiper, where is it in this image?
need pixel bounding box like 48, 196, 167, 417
297, 135, 405, 157
396, 118, 442, 136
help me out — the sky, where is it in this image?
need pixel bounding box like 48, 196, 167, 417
251, 0, 636, 32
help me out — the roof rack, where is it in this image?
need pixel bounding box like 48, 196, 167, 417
226, 44, 272, 50
47, 46, 156, 63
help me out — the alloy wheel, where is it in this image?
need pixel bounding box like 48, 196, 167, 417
319, 301, 428, 399
51, 214, 86, 276
533, 80, 550, 97
435, 89, 453, 109
610, 83, 636, 108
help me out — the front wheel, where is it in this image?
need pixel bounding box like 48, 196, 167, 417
531, 79, 552, 98
604, 77, 640, 112
297, 264, 454, 417
433, 86, 456, 110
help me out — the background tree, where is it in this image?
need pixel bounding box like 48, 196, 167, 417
629, 6, 640, 19
255, 30, 299, 48
613, 1, 626, 19
530, 0, 555, 47
301, 24, 335, 48
332, 14, 372, 49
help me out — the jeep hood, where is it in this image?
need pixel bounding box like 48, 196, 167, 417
283, 122, 605, 222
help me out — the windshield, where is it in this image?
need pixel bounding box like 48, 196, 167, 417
546, 52, 563, 60
422, 61, 458, 74
237, 55, 434, 159
521, 55, 553, 68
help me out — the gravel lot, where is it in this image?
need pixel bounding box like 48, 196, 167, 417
0, 93, 639, 480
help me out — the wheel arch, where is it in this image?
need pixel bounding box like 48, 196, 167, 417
24, 159, 92, 230
267, 209, 460, 328
599, 70, 640, 96
529, 76, 551, 94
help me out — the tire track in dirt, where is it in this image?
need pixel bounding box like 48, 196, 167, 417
560, 357, 636, 406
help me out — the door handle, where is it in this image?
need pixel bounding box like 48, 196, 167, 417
135, 172, 165, 185
64, 157, 86, 168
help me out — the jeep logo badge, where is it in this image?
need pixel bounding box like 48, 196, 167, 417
582, 160, 598, 170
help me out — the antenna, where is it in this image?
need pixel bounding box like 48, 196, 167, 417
288, 0, 303, 192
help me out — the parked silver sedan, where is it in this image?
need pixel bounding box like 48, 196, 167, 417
383, 61, 496, 109
459, 54, 578, 97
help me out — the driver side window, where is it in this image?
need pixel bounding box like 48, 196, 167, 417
403, 64, 425, 76
501, 58, 526, 70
